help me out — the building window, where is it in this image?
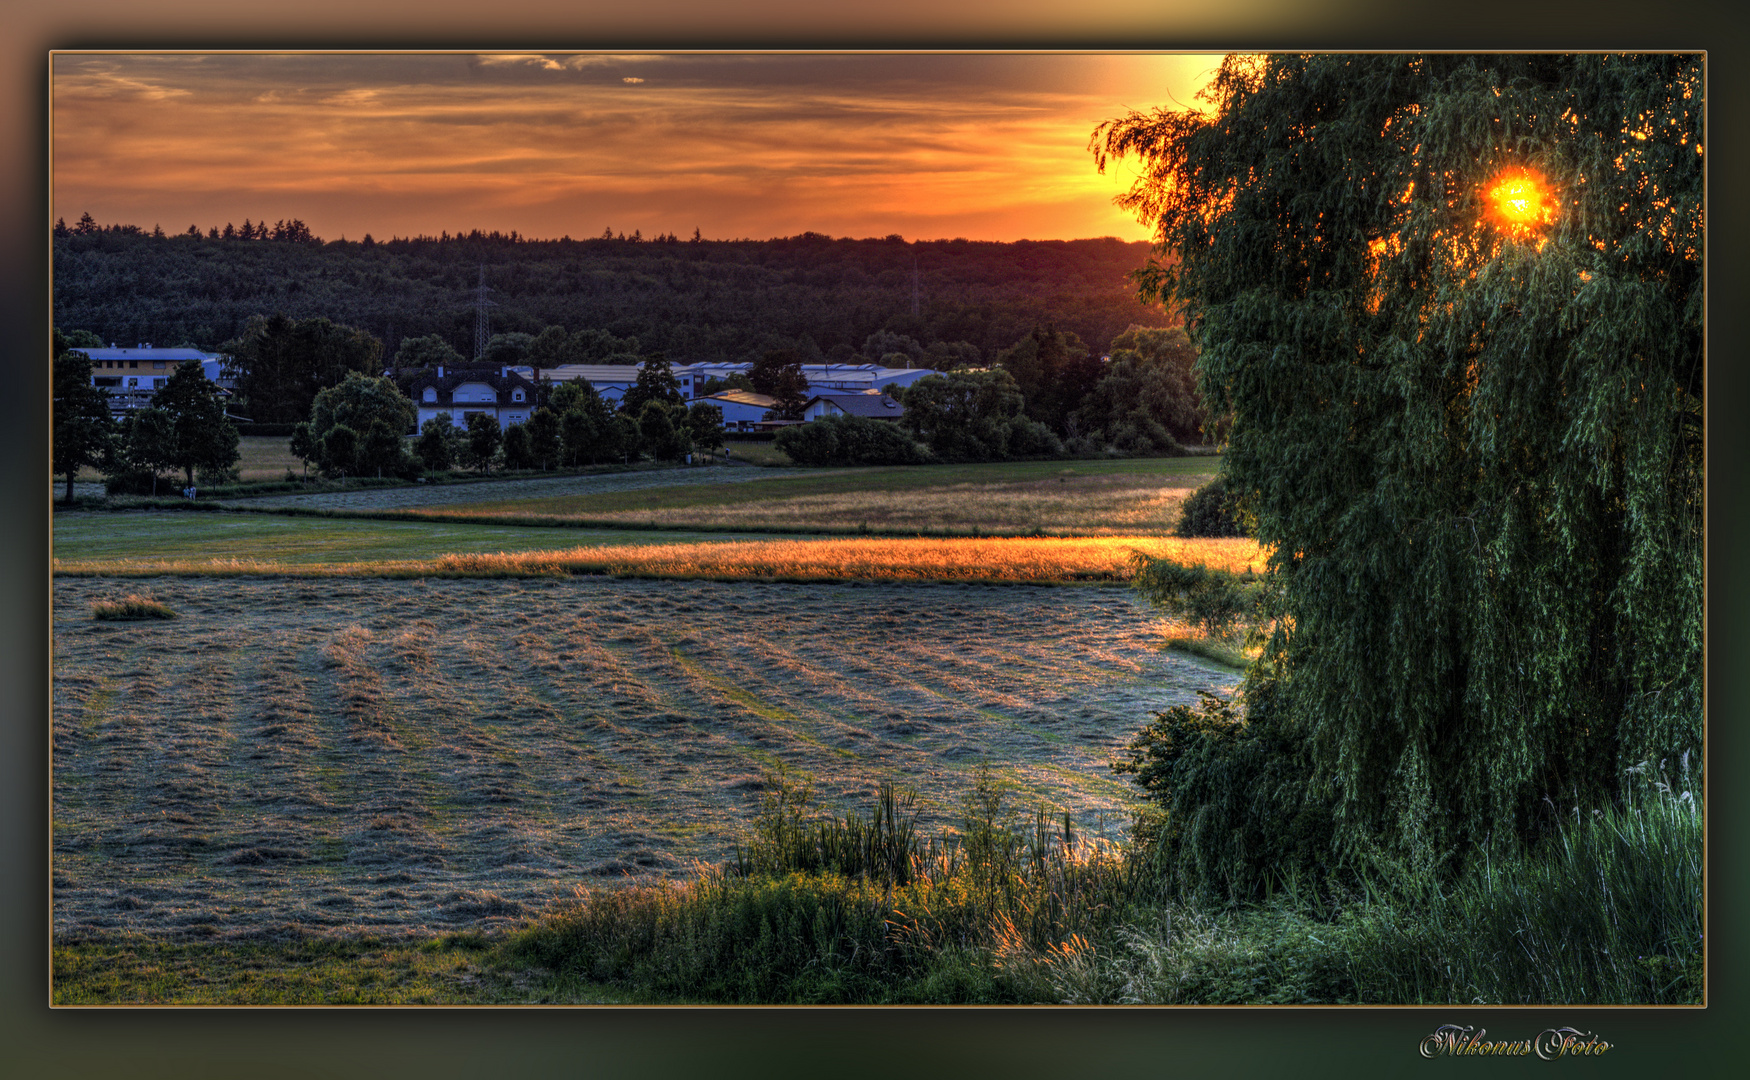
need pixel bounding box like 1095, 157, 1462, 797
423, 387, 437, 403
512, 389, 524, 402
153, 361, 166, 369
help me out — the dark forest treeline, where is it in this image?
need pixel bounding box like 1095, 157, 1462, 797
52, 216, 1177, 363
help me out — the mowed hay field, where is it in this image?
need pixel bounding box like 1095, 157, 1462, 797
52, 575, 1233, 943
385, 459, 1219, 537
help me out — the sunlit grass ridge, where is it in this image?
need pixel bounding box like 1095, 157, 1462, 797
55, 535, 1266, 583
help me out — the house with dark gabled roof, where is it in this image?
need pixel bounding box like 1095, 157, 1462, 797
800, 391, 907, 422
407, 365, 542, 431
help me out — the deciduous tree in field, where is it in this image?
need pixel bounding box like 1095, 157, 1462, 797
416, 414, 457, 472
501, 422, 534, 470
462, 411, 503, 473
637, 400, 690, 463
525, 407, 561, 469
994, 326, 1102, 434
619, 353, 685, 417
897, 368, 1061, 462
1096, 53, 1703, 884
306, 371, 418, 478
684, 402, 726, 455
152, 358, 240, 487
117, 407, 177, 495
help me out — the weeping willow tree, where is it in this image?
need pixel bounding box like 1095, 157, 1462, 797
1095, 54, 1702, 876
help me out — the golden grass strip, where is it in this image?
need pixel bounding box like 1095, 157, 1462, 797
54, 536, 1266, 584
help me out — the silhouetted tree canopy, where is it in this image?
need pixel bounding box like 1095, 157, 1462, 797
222, 313, 383, 424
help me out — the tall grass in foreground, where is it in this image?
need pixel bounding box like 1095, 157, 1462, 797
1336, 759, 1705, 1005
506, 762, 1702, 1005
54, 535, 1266, 584
508, 768, 1142, 1004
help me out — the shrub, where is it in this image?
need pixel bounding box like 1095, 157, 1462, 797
775, 415, 928, 466
1129, 555, 1258, 641
1112, 683, 1335, 905
1340, 759, 1705, 1004
509, 766, 1138, 1004
1176, 475, 1246, 537
92, 595, 175, 621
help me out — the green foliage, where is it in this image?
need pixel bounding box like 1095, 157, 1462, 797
749, 350, 809, 419
1340, 760, 1704, 1004
480, 331, 534, 367
682, 403, 726, 453
508, 767, 1137, 1004
105, 407, 177, 495
1129, 556, 1257, 640
52, 330, 113, 503
416, 415, 458, 472
635, 400, 689, 462
306, 371, 418, 478
774, 415, 928, 466
1175, 475, 1246, 537
524, 407, 562, 468
148, 360, 240, 488
222, 313, 383, 424
699, 373, 755, 396
994, 326, 1102, 434
897, 369, 1064, 462
461, 412, 503, 473
1070, 325, 1203, 455
500, 422, 534, 470
1095, 53, 1704, 870
618, 354, 684, 417
53, 231, 1163, 367
391, 333, 464, 374
1112, 685, 1334, 904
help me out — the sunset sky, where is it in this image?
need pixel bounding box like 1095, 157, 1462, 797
50, 52, 1221, 245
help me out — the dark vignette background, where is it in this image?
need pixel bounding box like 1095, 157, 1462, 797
6, 4, 1743, 1078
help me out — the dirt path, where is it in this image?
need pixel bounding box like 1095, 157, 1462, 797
51, 576, 1233, 942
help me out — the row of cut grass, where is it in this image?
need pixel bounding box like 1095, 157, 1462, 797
53, 535, 1267, 583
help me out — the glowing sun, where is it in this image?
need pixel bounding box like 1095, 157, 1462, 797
1487, 171, 1555, 236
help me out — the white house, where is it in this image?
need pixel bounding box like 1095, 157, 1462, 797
408, 365, 543, 431
82, 345, 228, 418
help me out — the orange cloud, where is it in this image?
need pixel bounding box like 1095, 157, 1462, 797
51, 52, 1221, 242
